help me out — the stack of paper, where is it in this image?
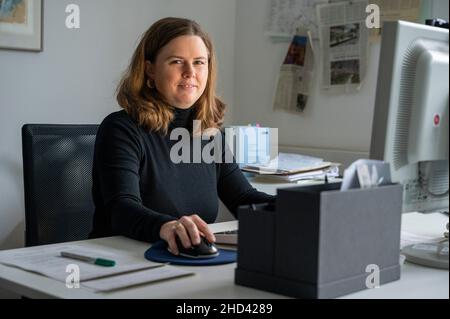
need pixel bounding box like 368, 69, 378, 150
242, 152, 340, 182
259, 165, 340, 182
82, 266, 193, 292
0, 244, 194, 292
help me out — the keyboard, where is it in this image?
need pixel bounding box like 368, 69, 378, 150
214, 229, 238, 245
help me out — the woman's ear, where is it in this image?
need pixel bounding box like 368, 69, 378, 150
145, 61, 154, 79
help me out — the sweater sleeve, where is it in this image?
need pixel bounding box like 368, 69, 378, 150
94, 115, 176, 243
216, 133, 276, 218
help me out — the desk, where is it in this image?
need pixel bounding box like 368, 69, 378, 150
0, 217, 448, 299
0, 222, 286, 299
0, 180, 448, 299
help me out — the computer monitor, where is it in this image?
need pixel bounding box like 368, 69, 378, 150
370, 21, 448, 269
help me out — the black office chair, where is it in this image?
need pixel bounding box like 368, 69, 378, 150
22, 124, 98, 246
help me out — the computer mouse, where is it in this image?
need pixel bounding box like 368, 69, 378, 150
173, 236, 219, 259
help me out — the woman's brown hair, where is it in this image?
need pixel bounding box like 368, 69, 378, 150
116, 17, 226, 135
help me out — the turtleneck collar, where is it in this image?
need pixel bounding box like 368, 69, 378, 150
169, 106, 194, 131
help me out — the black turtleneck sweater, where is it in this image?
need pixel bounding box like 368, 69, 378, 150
90, 108, 275, 243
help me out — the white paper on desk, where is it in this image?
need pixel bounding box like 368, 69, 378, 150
243, 152, 328, 175
340, 159, 391, 191
256, 164, 339, 182
82, 266, 194, 292
400, 231, 443, 250
0, 245, 163, 282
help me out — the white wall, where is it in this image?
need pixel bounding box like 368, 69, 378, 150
0, 0, 237, 251
233, 0, 449, 167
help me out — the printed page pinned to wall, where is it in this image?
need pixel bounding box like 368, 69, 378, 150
266, 0, 328, 41
317, 0, 370, 94
368, 0, 422, 43
273, 27, 315, 113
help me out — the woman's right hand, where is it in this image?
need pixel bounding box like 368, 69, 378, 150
159, 214, 216, 255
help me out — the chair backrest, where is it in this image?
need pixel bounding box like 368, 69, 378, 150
22, 124, 98, 246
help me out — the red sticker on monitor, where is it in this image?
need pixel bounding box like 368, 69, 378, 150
434, 114, 440, 126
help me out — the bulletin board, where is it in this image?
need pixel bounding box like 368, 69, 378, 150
269, 0, 426, 112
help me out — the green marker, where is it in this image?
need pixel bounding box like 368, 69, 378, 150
60, 251, 116, 267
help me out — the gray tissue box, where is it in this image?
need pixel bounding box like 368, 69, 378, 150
235, 182, 403, 299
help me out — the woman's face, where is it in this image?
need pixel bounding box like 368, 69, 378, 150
146, 35, 209, 109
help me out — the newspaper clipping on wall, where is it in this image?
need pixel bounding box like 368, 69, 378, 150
317, 0, 369, 94
266, 0, 328, 40
273, 28, 315, 113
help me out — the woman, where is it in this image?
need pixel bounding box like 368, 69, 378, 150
90, 17, 274, 255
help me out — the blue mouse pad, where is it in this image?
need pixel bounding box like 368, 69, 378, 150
144, 240, 236, 266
